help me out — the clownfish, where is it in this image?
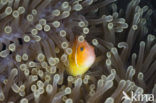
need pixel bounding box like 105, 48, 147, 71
67, 37, 96, 76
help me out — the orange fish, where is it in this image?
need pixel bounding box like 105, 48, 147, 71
67, 37, 96, 76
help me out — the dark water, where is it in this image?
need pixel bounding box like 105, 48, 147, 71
147, 0, 156, 35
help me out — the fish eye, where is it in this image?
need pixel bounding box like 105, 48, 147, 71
80, 47, 84, 51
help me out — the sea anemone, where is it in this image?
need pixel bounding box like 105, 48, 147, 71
0, 0, 155, 103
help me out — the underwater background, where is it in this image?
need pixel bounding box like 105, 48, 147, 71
0, 0, 156, 103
